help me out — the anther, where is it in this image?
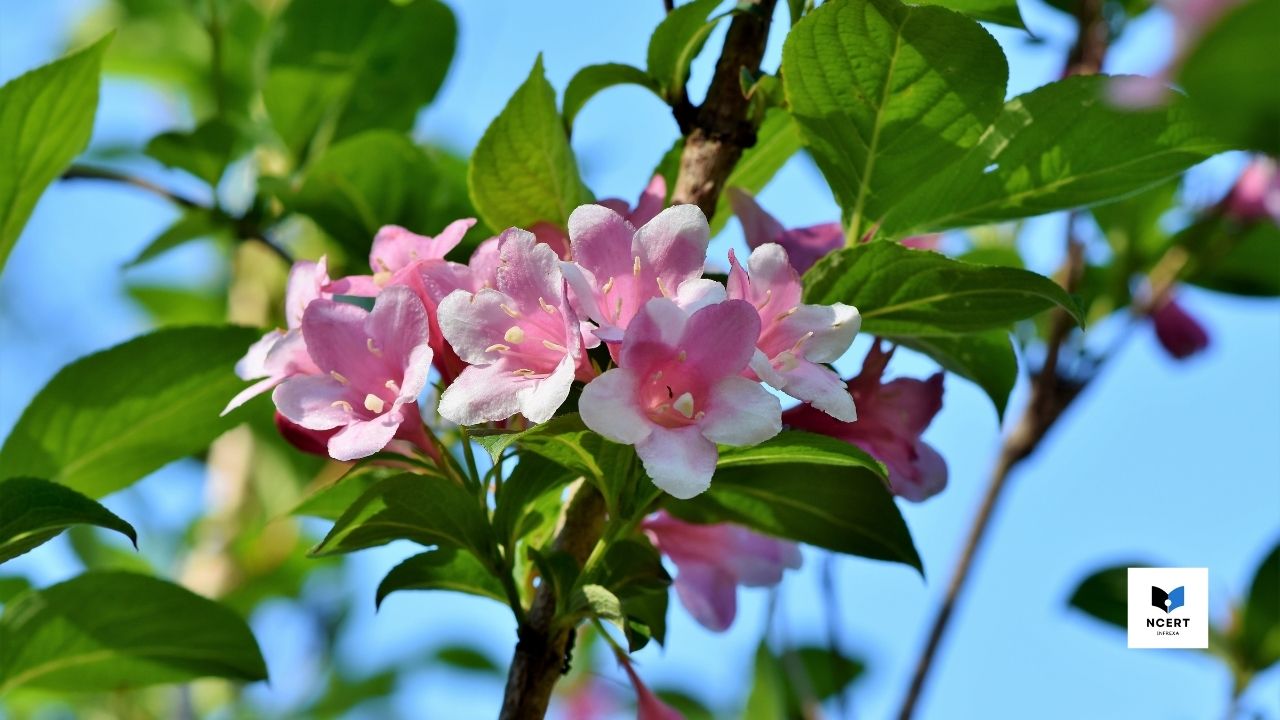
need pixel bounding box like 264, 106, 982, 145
504, 326, 526, 343
485, 343, 511, 353
367, 338, 383, 357
363, 394, 385, 413
330, 371, 350, 385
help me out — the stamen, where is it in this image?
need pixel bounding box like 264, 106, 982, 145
614, 296, 624, 321
512, 368, 536, 376
500, 303, 521, 318
672, 392, 695, 419
651, 370, 664, 381
504, 326, 526, 344
538, 297, 557, 314
776, 306, 799, 322
791, 331, 814, 353
633, 256, 642, 276
485, 343, 511, 353
755, 288, 773, 309
373, 271, 393, 287
363, 394, 385, 413
677, 350, 687, 362
694, 410, 706, 421
330, 400, 353, 412
542, 340, 567, 353
384, 379, 400, 393
655, 277, 670, 297
375, 258, 391, 272
601, 276, 615, 293
329, 371, 349, 385
366, 338, 383, 357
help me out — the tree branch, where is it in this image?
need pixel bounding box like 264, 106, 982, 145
671, 0, 779, 216
498, 482, 607, 720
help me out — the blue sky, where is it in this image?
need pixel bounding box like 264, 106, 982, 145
1, 1, 1278, 718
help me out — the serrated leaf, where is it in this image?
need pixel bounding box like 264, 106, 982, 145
881, 75, 1225, 237
375, 547, 507, 609
264, 0, 456, 159
802, 243, 1082, 335
672, 432, 922, 570
563, 63, 660, 131
1068, 564, 1134, 629
468, 56, 592, 233
894, 331, 1017, 418
0, 325, 261, 498
783, 0, 1008, 240
917, 0, 1026, 28
312, 473, 492, 558
0, 477, 137, 564
647, 0, 725, 102
0, 36, 109, 272
0, 571, 267, 692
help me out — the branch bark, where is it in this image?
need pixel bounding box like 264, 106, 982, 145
671, 0, 779, 216
498, 482, 607, 720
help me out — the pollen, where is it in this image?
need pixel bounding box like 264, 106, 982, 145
330, 371, 350, 385
504, 326, 526, 343
512, 368, 536, 376
791, 331, 814, 353
367, 338, 383, 357
485, 343, 511, 353
363, 394, 385, 413
755, 288, 773, 308
672, 392, 695, 419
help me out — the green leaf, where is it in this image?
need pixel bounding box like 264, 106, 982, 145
0, 325, 261, 498
312, 472, 492, 559
125, 283, 228, 328
586, 537, 672, 650
0, 477, 136, 564
289, 132, 477, 259
1186, 221, 1280, 298
783, 0, 1008, 239
673, 432, 922, 570
144, 118, 243, 187
264, 0, 457, 159
743, 642, 786, 720
1239, 540, 1280, 672
513, 416, 645, 520
802, 243, 1082, 335
1067, 564, 1133, 629
291, 465, 398, 521
0, 577, 30, 604
492, 455, 574, 551
563, 63, 660, 131
916, 0, 1026, 28
375, 547, 507, 609
881, 75, 1225, 237
0, 571, 267, 692
714, 109, 804, 235
572, 584, 626, 628
0, 36, 109, 272
125, 207, 231, 268
646, 0, 725, 102
468, 56, 592, 233
894, 331, 1017, 418
784, 646, 865, 703
1179, 0, 1280, 155
432, 644, 502, 674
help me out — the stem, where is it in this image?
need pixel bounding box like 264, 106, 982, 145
670, 0, 779, 216
498, 482, 607, 720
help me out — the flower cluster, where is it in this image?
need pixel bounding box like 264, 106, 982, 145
225, 184, 863, 498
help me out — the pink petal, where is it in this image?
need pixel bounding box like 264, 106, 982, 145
496, 228, 568, 309
891, 440, 948, 502
619, 658, 686, 720
222, 376, 282, 416
672, 278, 727, 314
301, 299, 383, 388
365, 286, 431, 374
327, 411, 404, 462
235, 330, 283, 380
776, 360, 857, 422
518, 351, 578, 424
530, 222, 572, 259
672, 563, 738, 632
1152, 295, 1211, 360
567, 204, 636, 287
273, 375, 355, 430
285, 257, 330, 328
437, 288, 518, 366
700, 375, 782, 446
580, 368, 655, 445
633, 204, 710, 289
469, 237, 502, 290
877, 373, 945, 437
326, 274, 382, 297
678, 299, 760, 381
729, 188, 785, 250
630, 175, 667, 227
636, 425, 718, 499
725, 529, 803, 586
437, 362, 525, 425
619, 298, 690, 372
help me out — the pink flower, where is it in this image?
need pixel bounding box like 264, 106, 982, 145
616, 652, 685, 720
273, 285, 434, 461
274, 411, 336, 457
730, 188, 842, 275
1109, 0, 1242, 107
562, 678, 618, 720
600, 174, 668, 228
643, 511, 801, 632
436, 228, 589, 425
223, 258, 328, 414
784, 343, 947, 502
1223, 157, 1280, 224
727, 243, 860, 421
579, 298, 781, 498
468, 236, 502, 290
561, 204, 718, 346
1151, 294, 1211, 360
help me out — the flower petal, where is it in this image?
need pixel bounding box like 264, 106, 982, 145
580, 368, 654, 445
679, 299, 761, 380
366, 285, 431, 372
701, 375, 782, 446
273, 375, 355, 430
285, 257, 329, 328
437, 288, 516, 365
633, 204, 710, 287
619, 297, 690, 372
437, 362, 524, 425
567, 204, 636, 282
672, 278, 727, 314
327, 411, 403, 461
636, 425, 717, 499
673, 563, 737, 632
497, 228, 567, 307
517, 350, 577, 424
777, 360, 857, 422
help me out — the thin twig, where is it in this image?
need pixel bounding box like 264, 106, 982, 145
62, 164, 202, 209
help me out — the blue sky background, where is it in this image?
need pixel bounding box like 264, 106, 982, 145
1, 1, 1278, 718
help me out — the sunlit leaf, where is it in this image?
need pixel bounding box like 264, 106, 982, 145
0, 478, 136, 564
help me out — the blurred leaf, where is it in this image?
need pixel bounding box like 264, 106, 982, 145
803, 243, 1082, 335
0, 577, 30, 604
586, 537, 671, 650
0, 477, 136, 564
0, 36, 108, 272
502, 414, 644, 519
376, 546, 507, 609
291, 465, 395, 521
785, 646, 865, 703
1186, 221, 1280, 297
125, 207, 231, 268
65, 526, 153, 574
492, 454, 573, 551
672, 432, 922, 570
0, 325, 260, 498
654, 689, 714, 720
307, 669, 396, 718
265, 0, 456, 158
1068, 564, 1132, 629
1179, 0, 1280, 155
433, 644, 502, 674
895, 331, 1017, 419
743, 642, 786, 720
572, 584, 626, 629
783, 0, 1007, 239
144, 117, 243, 186
289, 132, 476, 259
1239, 540, 1280, 672
563, 63, 660, 131
647, 0, 724, 103
714, 109, 804, 235
917, 0, 1026, 27
126, 283, 228, 327
312, 472, 492, 558
468, 56, 592, 233
0, 571, 266, 692
882, 75, 1225, 237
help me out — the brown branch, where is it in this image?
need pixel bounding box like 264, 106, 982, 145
498, 482, 607, 720
671, 0, 779, 216
62, 164, 203, 209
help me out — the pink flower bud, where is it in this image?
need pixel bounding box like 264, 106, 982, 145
1151, 295, 1211, 360
1223, 157, 1280, 224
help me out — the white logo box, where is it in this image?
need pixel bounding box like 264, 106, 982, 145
1126, 567, 1209, 649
